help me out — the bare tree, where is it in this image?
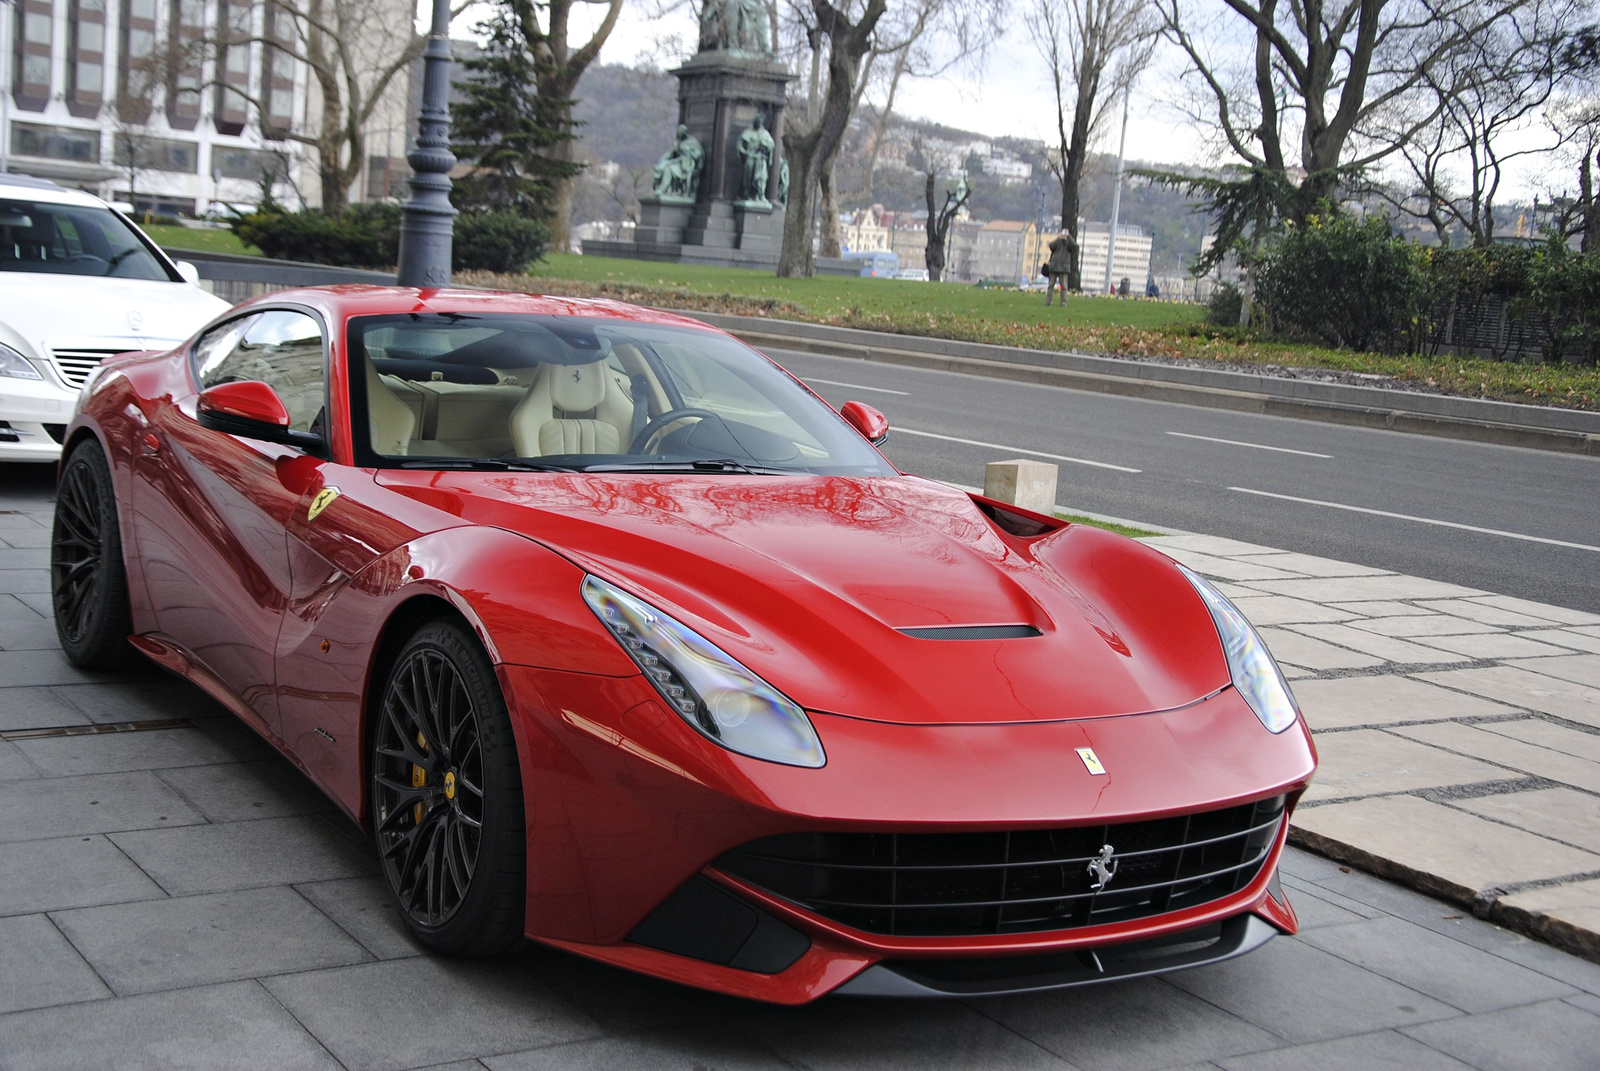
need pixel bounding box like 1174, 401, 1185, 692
1156, 0, 1532, 215
920, 148, 969, 280
1028, 0, 1153, 289
778, 0, 889, 276
506, 0, 626, 252
1385, 0, 1570, 246
216, 0, 448, 213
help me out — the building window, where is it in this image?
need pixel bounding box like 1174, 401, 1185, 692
12, 0, 53, 112
214, 0, 252, 136
212, 146, 287, 182
67, 0, 109, 117
11, 123, 102, 163
115, 192, 198, 218
259, 2, 297, 138
365, 155, 410, 200
167, 0, 205, 130
114, 135, 199, 173
118, 0, 159, 123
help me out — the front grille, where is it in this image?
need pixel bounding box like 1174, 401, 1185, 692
716, 795, 1284, 937
49, 349, 127, 388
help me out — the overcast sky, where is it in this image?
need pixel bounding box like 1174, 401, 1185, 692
451, 1, 1564, 202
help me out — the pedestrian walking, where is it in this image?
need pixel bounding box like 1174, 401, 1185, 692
1044, 228, 1075, 307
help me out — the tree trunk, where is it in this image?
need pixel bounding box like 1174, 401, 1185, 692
819, 165, 841, 257
924, 172, 946, 282
1055, 51, 1096, 291
777, 0, 889, 277
1584, 149, 1600, 255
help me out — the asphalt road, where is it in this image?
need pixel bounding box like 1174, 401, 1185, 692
768, 348, 1600, 615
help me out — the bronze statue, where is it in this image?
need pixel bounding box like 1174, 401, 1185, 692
651, 124, 704, 202
775, 157, 790, 207
698, 0, 771, 56
736, 114, 775, 205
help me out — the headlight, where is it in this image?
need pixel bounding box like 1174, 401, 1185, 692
581, 576, 826, 768
0, 343, 42, 380
1179, 565, 1299, 733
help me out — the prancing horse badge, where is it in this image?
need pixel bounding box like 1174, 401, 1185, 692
307, 486, 341, 522
1076, 747, 1106, 776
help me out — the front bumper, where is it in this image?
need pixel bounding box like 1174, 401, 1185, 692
500, 664, 1316, 1003
0, 376, 76, 462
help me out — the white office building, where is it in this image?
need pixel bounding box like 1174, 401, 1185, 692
1076, 221, 1152, 295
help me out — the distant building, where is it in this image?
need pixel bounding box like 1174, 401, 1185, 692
980, 156, 1032, 182
842, 204, 891, 252
1076, 222, 1153, 295
970, 220, 1043, 284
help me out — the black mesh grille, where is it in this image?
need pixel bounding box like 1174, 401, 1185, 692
715, 795, 1285, 937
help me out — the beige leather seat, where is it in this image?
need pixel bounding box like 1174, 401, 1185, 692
365, 360, 418, 456
510, 360, 634, 457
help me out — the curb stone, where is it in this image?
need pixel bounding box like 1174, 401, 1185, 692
682, 311, 1600, 455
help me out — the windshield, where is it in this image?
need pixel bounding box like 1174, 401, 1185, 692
0, 198, 173, 280
348, 313, 894, 476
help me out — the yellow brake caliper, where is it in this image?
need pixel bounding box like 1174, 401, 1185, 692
411, 731, 429, 824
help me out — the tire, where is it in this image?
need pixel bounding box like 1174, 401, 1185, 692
51, 439, 136, 670
372, 618, 526, 955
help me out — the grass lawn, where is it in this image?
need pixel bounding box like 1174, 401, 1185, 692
458, 253, 1598, 412
144, 225, 257, 256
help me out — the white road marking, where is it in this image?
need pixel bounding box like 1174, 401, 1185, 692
1229, 487, 1600, 553
1167, 431, 1332, 459
895, 427, 1142, 473
802, 377, 909, 396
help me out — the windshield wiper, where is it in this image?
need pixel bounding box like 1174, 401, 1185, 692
579, 458, 793, 476
395, 458, 575, 472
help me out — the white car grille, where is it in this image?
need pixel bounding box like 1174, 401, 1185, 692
49, 349, 132, 388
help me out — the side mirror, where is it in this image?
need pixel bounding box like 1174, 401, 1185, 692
840, 400, 889, 445
198, 381, 322, 450
174, 260, 201, 285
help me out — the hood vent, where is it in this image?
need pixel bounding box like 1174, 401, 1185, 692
898, 624, 1042, 640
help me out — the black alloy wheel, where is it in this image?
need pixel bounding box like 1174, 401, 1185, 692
51, 440, 135, 670
373, 619, 526, 954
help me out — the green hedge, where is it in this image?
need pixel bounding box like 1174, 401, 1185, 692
1250, 220, 1599, 364
231, 205, 549, 274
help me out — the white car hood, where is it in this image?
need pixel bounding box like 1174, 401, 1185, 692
0, 272, 230, 359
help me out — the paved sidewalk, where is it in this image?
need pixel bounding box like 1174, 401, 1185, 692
4, 466, 1600, 1069
1141, 533, 1600, 961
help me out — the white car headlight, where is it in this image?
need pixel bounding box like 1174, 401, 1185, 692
582, 576, 826, 768
1179, 565, 1300, 733
0, 343, 42, 380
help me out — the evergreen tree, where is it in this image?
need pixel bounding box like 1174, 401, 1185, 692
450, 11, 582, 222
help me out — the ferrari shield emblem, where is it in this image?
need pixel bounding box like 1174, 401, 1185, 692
307, 486, 341, 522
1076, 747, 1106, 776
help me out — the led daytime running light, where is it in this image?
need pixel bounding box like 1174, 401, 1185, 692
0, 343, 42, 381
581, 576, 826, 768
1179, 565, 1300, 733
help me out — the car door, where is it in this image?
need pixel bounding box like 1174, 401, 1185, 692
132, 307, 328, 737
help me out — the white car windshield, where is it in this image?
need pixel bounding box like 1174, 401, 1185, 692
348, 312, 895, 477
0, 198, 172, 280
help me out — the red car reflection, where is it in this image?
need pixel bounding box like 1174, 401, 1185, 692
51, 286, 1315, 1003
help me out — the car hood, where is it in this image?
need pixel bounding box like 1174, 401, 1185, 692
0, 272, 229, 358
379, 472, 1231, 725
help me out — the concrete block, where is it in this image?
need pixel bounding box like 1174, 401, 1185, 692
1293, 675, 1518, 730
983, 459, 1058, 515
1304, 728, 1509, 802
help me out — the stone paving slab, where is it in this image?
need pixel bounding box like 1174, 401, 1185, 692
4, 469, 1600, 1068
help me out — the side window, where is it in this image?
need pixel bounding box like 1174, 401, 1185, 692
196, 310, 325, 432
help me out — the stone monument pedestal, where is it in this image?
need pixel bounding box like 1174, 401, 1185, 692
583, 50, 794, 270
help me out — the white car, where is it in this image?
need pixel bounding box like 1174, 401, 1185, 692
0, 174, 230, 462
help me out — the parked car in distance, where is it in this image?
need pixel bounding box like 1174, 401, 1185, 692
54, 285, 1314, 1003
843, 250, 899, 278
895, 267, 930, 281
0, 173, 229, 462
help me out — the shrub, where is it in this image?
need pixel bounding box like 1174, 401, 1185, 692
1206, 283, 1243, 327
1519, 238, 1600, 365
232, 204, 401, 268
1253, 214, 1427, 353
453, 211, 549, 273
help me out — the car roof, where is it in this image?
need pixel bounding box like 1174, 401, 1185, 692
231, 285, 734, 334
0, 173, 111, 209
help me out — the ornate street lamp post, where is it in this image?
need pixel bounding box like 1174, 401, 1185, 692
396, 0, 456, 287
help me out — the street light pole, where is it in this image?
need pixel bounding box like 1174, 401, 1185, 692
1103, 87, 1130, 297
396, 0, 456, 287
1, 0, 13, 174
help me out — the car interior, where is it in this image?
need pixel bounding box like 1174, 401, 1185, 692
349, 314, 884, 474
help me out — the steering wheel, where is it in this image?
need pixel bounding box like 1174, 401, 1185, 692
629, 407, 721, 454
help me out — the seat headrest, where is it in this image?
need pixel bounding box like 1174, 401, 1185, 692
548, 360, 608, 413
